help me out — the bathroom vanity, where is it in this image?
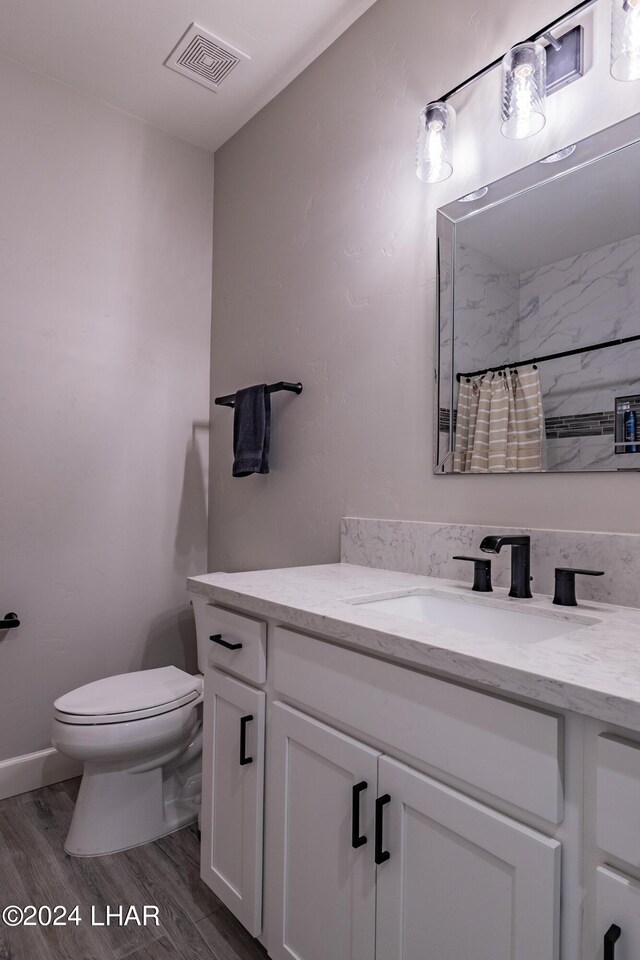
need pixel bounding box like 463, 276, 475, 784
188, 556, 640, 960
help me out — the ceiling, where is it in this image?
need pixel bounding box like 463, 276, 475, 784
457, 140, 640, 275
0, 0, 378, 153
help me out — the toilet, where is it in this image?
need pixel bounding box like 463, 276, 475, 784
52, 664, 203, 857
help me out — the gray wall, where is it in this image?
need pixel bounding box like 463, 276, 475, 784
209, 0, 640, 572
0, 57, 213, 761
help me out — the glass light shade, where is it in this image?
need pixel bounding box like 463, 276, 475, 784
416, 102, 455, 183
611, 0, 640, 81
501, 43, 547, 140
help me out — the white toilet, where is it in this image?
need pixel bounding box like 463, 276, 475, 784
52, 664, 204, 857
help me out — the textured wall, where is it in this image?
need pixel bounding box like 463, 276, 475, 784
0, 57, 213, 761
209, 0, 640, 574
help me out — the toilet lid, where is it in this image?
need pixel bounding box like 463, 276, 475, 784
54, 666, 202, 724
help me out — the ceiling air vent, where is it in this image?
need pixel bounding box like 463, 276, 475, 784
165, 23, 250, 92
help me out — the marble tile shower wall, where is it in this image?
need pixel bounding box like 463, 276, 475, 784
454, 243, 520, 377
519, 234, 640, 410
341, 517, 640, 608
453, 233, 640, 471
523, 234, 640, 471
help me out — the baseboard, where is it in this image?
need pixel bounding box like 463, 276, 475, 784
0, 747, 82, 801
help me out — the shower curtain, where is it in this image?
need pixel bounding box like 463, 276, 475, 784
453, 364, 545, 473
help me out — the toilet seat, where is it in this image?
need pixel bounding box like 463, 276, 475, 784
54, 666, 203, 725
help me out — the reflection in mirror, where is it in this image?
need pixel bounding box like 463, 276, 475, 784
436, 115, 640, 474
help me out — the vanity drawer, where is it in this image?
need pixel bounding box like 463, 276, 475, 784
596, 866, 640, 959
196, 602, 266, 685
597, 734, 640, 865
272, 626, 563, 822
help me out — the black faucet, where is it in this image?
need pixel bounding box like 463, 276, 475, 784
479, 535, 532, 599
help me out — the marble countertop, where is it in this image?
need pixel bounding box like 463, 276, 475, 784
188, 563, 640, 730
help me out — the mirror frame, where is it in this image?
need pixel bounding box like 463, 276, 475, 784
435, 110, 640, 475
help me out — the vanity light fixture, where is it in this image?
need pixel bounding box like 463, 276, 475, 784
501, 42, 547, 139
611, 0, 640, 80
416, 0, 639, 182
416, 102, 455, 183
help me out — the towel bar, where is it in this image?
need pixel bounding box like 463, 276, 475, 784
214, 381, 303, 409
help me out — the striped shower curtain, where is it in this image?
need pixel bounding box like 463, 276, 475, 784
453, 364, 545, 473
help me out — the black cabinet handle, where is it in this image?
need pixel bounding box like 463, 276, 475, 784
375, 794, 391, 864
239, 715, 253, 765
604, 924, 621, 960
352, 781, 368, 848
210, 633, 243, 650
0, 613, 19, 629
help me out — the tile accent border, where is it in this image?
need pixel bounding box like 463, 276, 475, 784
545, 412, 615, 439
440, 407, 616, 439
341, 517, 640, 608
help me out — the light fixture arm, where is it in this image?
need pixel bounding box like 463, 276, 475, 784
541, 32, 563, 51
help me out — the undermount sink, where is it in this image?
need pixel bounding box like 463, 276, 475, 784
351, 591, 598, 643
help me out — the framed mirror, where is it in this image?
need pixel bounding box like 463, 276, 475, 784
436, 112, 640, 474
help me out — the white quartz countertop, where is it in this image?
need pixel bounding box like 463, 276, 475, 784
188, 563, 640, 730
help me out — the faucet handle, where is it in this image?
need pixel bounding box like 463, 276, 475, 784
453, 556, 493, 593
553, 568, 604, 607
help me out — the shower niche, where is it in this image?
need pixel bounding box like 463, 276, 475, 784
435, 112, 640, 474
615, 394, 640, 457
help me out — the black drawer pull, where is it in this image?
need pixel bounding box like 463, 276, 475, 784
375, 794, 391, 864
604, 924, 621, 960
240, 715, 253, 765
210, 633, 242, 651
0, 613, 19, 629
352, 781, 368, 848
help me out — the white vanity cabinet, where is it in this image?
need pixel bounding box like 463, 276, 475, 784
190, 565, 640, 960
266, 703, 380, 960
194, 599, 268, 935
265, 701, 560, 960
376, 756, 560, 960
586, 734, 640, 960
200, 651, 266, 936
194, 601, 565, 959
264, 628, 563, 960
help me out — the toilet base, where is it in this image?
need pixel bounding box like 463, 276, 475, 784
65, 729, 202, 857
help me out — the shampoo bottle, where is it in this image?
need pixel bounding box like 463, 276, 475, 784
624, 408, 638, 453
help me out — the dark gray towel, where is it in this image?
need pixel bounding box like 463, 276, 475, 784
232, 384, 271, 477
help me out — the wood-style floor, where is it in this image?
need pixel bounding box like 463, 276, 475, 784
0, 778, 267, 960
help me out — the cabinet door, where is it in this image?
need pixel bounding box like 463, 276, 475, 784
201, 669, 265, 936
265, 702, 380, 960
595, 866, 640, 960
375, 756, 561, 960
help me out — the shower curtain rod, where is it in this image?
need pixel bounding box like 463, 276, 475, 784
456, 334, 640, 382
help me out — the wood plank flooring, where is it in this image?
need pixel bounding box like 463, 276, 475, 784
0, 778, 267, 960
